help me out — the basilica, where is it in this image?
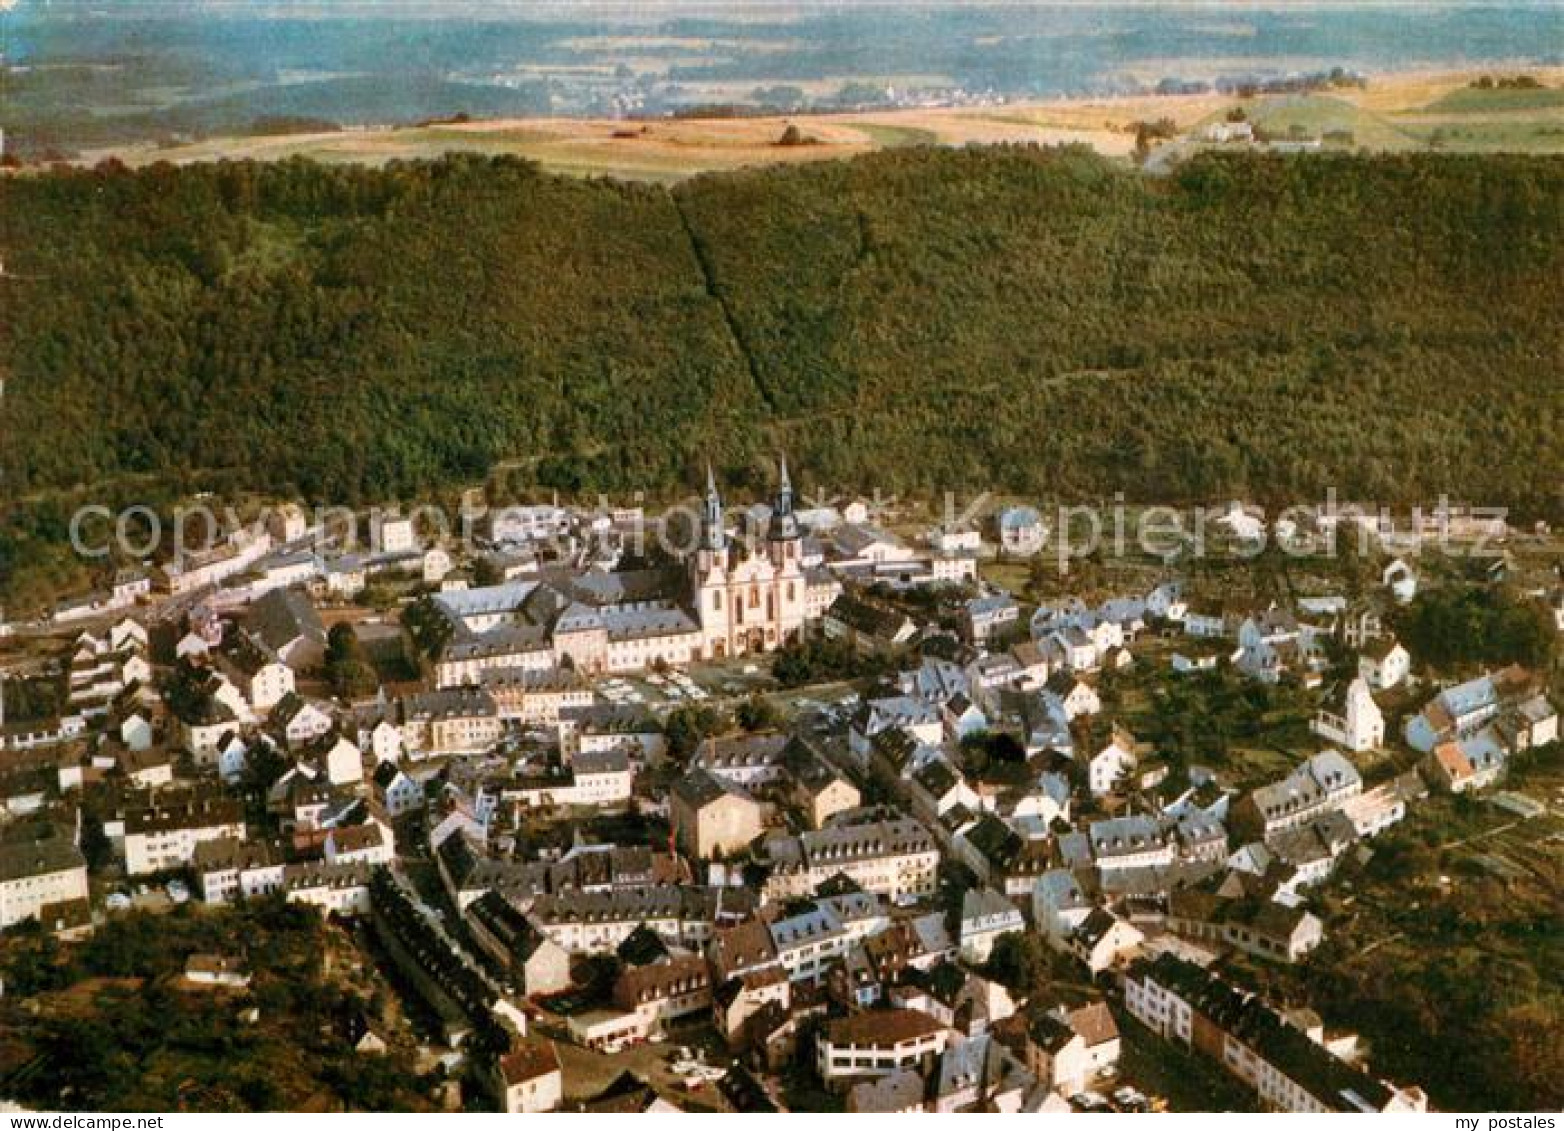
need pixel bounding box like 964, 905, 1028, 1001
689, 459, 828, 659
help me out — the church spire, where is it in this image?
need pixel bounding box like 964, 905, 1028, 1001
769, 454, 799, 543
701, 461, 725, 553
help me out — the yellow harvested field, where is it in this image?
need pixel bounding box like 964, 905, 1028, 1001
79, 112, 1121, 181
75, 66, 1564, 182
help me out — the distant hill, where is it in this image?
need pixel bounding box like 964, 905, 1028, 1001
2, 148, 1562, 610
1218, 93, 1421, 151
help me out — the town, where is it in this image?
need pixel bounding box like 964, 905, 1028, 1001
1, 467, 1560, 1113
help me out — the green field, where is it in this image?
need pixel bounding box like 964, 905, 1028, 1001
1237, 93, 1422, 151
1425, 85, 1564, 115
844, 122, 940, 148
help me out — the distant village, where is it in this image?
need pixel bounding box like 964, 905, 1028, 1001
1, 467, 1559, 1113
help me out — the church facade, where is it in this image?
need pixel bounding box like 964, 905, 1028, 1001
689, 461, 810, 660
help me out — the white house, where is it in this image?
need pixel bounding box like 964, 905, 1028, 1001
1069, 908, 1146, 975
1358, 638, 1410, 691
1311, 677, 1384, 753
217, 630, 296, 714
1089, 816, 1175, 873
312, 734, 365, 787
119, 713, 154, 752
494, 1041, 563, 1114
1088, 728, 1138, 797
216, 733, 250, 784
1050, 627, 1099, 673
1042, 673, 1100, 721
274, 695, 333, 748
942, 694, 988, 743
958, 888, 1024, 964
325, 822, 394, 866
1183, 602, 1231, 639
0, 828, 89, 929
373, 762, 424, 818
371, 513, 416, 554
1146, 581, 1186, 623
1032, 869, 1093, 945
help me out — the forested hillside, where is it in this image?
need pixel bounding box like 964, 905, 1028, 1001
3, 149, 1562, 610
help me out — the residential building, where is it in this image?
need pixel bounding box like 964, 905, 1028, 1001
493, 1039, 563, 1114
399, 688, 503, 757
0, 823, 89, 929
1230, 751, 1362, 842
761, 818, 939, 903
1311, 677, 1384, 753
124, 794, 246, 876
1166, 889, 1325, 964
1124, 954, 1426, 1112
193, 836, 284, 903
1357, 638, 1409, 691
995, 506, 1046, 557
958, 887, 1023, 964
245, 587, 327, 670
670, 768, 763, 860
824, 594, 917, 656
817, 1009, 949, 1089
612, 955, 713, 1036
1089, 816, 1175, 874
465, 890, 572, 997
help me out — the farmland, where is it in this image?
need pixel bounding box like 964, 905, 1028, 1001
68, 67, 1564, 182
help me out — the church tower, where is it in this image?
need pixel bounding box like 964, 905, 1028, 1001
767, 454, 802, 568
767, 455, 806, 646
692, 463, 731, 657
696, 462, 727, 573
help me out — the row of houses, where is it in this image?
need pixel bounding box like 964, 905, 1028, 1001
1125, 954, 1427, 1112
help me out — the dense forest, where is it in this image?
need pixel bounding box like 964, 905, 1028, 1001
0, 901, 435, 1111
3, 148, 1562, 611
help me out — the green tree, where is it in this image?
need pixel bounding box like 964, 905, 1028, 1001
663, 704, 729, 759
736, 695, 781, 732
324, 622, 379, 699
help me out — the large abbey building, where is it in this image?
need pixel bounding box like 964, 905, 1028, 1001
421, 461, 840, 683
